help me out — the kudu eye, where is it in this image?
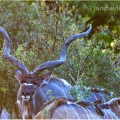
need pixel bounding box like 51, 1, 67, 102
33, 81, 38, 85
20, 80, 24, 84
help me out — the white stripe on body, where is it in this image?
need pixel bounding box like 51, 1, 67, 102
91, 92, 98, 101
55, 110, 65, 119
102, 110, 108, 120
53, 105, 73, 119
87, 107, 95, 119
80, 106, 90, 119
103, 109, 119, 119
112, 102, 120, 116
68, 104, 80, 119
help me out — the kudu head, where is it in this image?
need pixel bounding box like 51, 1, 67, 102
0, 25, 92, 102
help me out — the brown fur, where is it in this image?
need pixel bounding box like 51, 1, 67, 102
108, 97, 120, 117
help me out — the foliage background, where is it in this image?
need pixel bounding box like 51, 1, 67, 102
0, 1, 120, 118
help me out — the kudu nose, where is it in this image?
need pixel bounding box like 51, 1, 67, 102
22, 91, 30, 96
22, 90, 31, 102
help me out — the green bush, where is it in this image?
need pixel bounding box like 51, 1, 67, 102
0, 1, 120, 118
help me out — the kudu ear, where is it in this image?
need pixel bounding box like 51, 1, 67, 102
14, 69, 23, 81
39, 69, 54, 82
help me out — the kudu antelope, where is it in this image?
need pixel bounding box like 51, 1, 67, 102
35, 97, 120, 119
0, 108, 11, 119
51, 99, 120, 119
34, 87, 113, 119
35, 101, 103, 119
98, 97, 120, 119
0, 25, 93, 119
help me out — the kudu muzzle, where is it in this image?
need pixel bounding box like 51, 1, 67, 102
21, 83, 36, 102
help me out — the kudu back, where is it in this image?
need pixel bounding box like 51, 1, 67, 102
34, 97, 120, 119
0, 25, 92, 119
50, 100, 120, 119
35, 102, 103, 119
50, 97, 120, 119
